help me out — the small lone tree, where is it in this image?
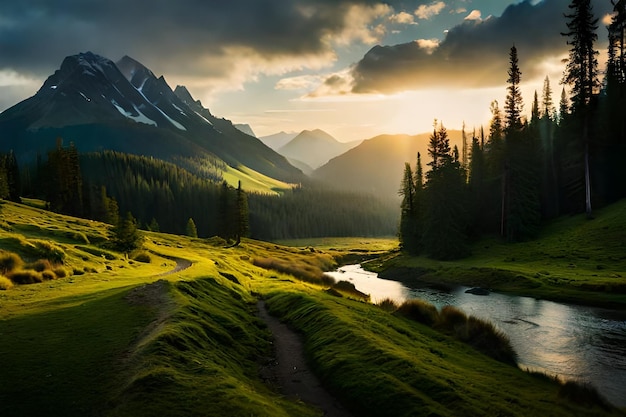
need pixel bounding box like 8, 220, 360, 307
186, 217, 198, 238
113, 211, 142, 253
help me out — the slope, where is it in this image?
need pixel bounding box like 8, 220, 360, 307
277, 129, 361, 169
0, 52, 303, 185
313, 131, 463, 201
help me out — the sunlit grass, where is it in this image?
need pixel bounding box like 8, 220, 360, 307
0, 200, 620, 416
370, 200, 626, 307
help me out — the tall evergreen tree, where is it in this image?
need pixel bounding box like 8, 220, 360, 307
422, 122, 468, 260
562, 0, 599, 218
541, 76, 556, 121
234, 181, 249, 246
399, 162, 416, 252
504, 45, 524, 134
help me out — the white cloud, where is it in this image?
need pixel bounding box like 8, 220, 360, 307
415, 1, 446, 20
0, 70, 39, 87
464, 10, 482, 21
275, 74, 324, 91
331, 4, 392, 46
389, 11, 416, 25
415, 38, 440, 54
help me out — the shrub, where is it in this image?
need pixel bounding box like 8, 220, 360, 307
30, 240, 66, 263
53, 267, 67, 278
377, 298, 398, 312
8, 270, 43, 285
28, 259, 53, 272
40, 270, 56, 281
397, 299, 439, 326
558, 380, 610, 409
73, 268, 85, 276
253, 257, 336, 286
0, 252, 23, 274
132, 251, 152, 263
0, 275, 13, 290
333, 280, 369, 299
462, 316, 517, 365
437, 305, 468, 333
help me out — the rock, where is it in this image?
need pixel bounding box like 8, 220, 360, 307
465, 287, 490, 296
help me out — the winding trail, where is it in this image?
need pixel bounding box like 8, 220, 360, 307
257, 301, 353, 417
156, 256, 192, 276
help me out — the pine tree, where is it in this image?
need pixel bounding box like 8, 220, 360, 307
562, 0, 599, 218
186, 218, 198, 238
541, 76, 556, 121
504, 45, 524, 134
234, 181, 249, 246
6, 150, 20, 202
422, 122, 468, 260
399, 162, 417, 252
113, 211, 142, 253
217, 181, 233, 240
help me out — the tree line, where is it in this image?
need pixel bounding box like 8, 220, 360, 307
8, 143, 396, 241
400, 0, 626, 259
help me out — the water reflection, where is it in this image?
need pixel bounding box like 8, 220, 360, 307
326, 264, 626, 407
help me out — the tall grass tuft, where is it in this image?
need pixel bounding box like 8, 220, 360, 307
28, 259, 53, 272
460, 316, 517, 365
8, 269, 43, 284
0, 275, 13, 290
377, 298, 399, 312
437, 305, 468, 334
253, 257, 336, 286
397, 299, 439, 326
0, 251, 23, 274
558, 380, 610, 409
132, 250, 152, 263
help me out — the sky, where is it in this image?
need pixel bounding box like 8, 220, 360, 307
0, 0, 614, 141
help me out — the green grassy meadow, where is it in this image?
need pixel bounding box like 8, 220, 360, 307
371, 200, 626, 308
0, 200, 622, 416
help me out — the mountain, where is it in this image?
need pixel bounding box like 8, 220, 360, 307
0, 52, 302, 184
258, 131, 299, 150
313, 131, 463, 201
234, 124, 256, 137
277, 129, 362, 169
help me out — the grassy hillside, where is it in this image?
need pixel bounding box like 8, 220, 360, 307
0, 200, 620, 416
371, 199, 626, 308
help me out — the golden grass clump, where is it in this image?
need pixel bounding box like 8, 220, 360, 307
0, 275, 14, 290
377, 298, 399, 312
7, 269, 43, 285
397, 299, 439, 326
0, 251, 23, 274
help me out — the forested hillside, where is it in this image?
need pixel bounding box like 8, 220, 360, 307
399, 3, 626, 259
4, 146, 397, 240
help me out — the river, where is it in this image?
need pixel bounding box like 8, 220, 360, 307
325, 264, 626, 407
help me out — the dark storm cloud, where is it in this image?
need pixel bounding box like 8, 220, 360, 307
350, 0, 612, 94
0, 0, 410, 80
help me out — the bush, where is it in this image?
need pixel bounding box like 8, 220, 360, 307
332, 280, 369, 299
397, 299, 439, 326
132, 251, 152, 263
8, 270, 43, 284
558, 380, 610, 409
28, 259, 53, 272
436, 305, 468, 333
0, 252, 23, 274
53, 267, 67, 278
0, 275, 14, 290
40, 270, 56, 281
462, 316, 517, 365
377, 298, 398, 312
30, 240, 66, 263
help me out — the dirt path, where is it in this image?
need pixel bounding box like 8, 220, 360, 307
157, 257, 192, 276
257, 301, 353, 417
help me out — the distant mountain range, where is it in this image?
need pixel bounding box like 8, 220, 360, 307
259, 131, 299, 150
277, 129, 361, 171
234, 124, 256, 137
0, 52, 302, 184
313, 131, 463, 200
